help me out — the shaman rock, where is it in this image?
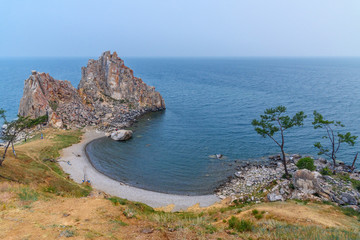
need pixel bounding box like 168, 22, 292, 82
18, 71, 93, 127
18, 51, 165, 129
78, 51, 165, 111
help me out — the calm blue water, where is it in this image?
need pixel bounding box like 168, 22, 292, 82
1, 58, 360, 194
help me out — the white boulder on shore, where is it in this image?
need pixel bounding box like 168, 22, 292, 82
110, 130, 133, 141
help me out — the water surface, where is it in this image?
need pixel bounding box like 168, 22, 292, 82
1, 58, 360, 194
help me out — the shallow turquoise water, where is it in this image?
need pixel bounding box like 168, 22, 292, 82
1, 58, 360, 194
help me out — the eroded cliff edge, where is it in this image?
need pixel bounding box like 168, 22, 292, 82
18, 51, 165, 129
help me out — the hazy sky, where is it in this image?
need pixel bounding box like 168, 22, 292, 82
1, 0, 360, 57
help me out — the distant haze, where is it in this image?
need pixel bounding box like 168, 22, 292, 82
1, 0, 360, 57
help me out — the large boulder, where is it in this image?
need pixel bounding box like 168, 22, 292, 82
292, 169, 322, 195
341, 192, 358, 205
110, 130, 133, 141
267, 192, 283, 202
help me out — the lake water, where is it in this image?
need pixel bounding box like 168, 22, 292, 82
1, 57, 360, 195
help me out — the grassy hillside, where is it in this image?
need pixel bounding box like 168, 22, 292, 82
0, 129, 359, 239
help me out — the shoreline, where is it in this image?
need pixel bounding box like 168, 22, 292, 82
59, 127, 220, 211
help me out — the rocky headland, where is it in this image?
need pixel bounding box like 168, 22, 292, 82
18, 51, 165, 131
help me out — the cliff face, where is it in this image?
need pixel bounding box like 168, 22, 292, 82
18, 51, 165, 129
78, 51, 165, 110
18, 71, 93, 128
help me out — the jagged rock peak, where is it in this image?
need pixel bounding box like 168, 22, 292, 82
18, 51, 166, 129
18, 71, 93, 128
78, 51, 165, 111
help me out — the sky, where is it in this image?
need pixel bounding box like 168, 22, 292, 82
0, 0, 360, 57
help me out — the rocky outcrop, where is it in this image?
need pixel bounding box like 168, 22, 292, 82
110, 130, 133, 141
18, 51, 165, 129
216, 154, 360, 208
78, 51, 165, 111
18, 71, 93, 128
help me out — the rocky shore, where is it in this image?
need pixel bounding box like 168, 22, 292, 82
216, 154, 360, 211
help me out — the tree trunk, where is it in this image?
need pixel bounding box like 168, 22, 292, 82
281, 147, 289, 177
11, 141, 16, 157
0, 141, 11, 166
332, 157, 336, 174
351, 152, 358, 173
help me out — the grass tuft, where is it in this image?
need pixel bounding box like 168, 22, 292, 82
228, 216, 253, 232
18, 187, 39, 202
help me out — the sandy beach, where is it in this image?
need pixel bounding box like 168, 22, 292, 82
59, 128, 220, 211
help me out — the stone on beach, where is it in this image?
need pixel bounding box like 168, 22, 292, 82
110, 130, 133, 141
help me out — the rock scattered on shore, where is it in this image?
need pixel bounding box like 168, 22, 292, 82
110, 130, 133, 141
216, 154, 360, 210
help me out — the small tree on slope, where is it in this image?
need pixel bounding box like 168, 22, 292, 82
0, 108, 47, 166
252, 106, 307, 177
312, 110, 357, 173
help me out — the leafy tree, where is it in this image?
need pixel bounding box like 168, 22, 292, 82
312, 111, 357, 173
0, 108, 48, 166
252, 106, 307, 176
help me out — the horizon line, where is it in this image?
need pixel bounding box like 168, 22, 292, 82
1, 55, 360, 59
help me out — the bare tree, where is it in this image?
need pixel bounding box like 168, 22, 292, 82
313, 111, 357, 173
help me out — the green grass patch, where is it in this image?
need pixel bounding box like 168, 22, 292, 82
341, 207, 360, 221
203, 224, 217, 234
350, 178, 360, 192
320, 166, 333, 175
108, 197, 128, 205
251, 209, 264, 220
228, 216, 253, 232
255, 220, 360, 239
18, 187, 39, 201
39, 132, 82, 160
110, 219, 128, 226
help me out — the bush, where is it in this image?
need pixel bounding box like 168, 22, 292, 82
320, 166, 333, 175
228, 216, 253, 232
296, 157, 316, 171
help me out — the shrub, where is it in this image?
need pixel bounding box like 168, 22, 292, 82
204, 224, 217, 234
228, 216, 253, 232
252, 209, 259, 215
296, 157, 316, 171
320, 166, 333, 175
350, 178, 360, 192
252, 209, 264, 219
